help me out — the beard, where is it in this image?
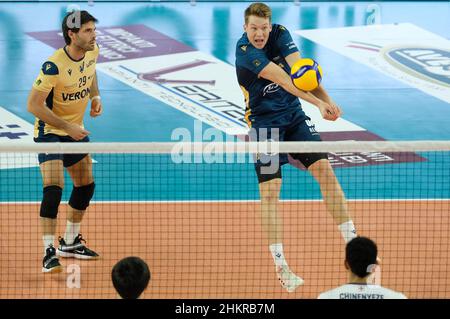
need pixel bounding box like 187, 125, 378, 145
75, 39, 95, 52
84, 42, 96, 51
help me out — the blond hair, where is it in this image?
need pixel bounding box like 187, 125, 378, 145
244, 2, 272, 24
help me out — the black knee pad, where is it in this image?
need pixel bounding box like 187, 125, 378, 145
69, 182, 95, 211
40, 185, 63, 219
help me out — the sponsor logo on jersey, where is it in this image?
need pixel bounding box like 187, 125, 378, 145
253, 59, 261, 67
62, 88, 91, 101
262, 82, 280, 96
87, 59, 95, 68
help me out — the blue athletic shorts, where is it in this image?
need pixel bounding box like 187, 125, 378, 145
250, 110, 328, 183
34, 134, 90, 168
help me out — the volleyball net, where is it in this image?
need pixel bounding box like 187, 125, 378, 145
0, 140, 449, 299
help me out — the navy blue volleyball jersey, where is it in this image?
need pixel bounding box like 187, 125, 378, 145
235, 24, 304, 127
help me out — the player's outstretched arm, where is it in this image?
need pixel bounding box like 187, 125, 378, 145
258, 62, 338, 121
285, 52, 341, 120
311, 85, 342, 120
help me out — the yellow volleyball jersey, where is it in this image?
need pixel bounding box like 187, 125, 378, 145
32, 45, 99, 137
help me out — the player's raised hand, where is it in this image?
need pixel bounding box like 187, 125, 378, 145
66, 123, 90, 141
90, 97, 103, 118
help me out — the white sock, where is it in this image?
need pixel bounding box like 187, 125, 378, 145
43, 235, 55, 254
339, 220, 357, 243
269, 243, 288, 267
64, 221, 81, 244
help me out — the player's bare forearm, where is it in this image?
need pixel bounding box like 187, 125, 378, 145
259, 62, 325, 108
89, 71, 103, 117
27, 89, 70, 131
285, 53, 334, 107
259, 64, 340, 121
27, 88, 90, 140
28, 103, 70, 131
310, 85, 342, 120
311, 85, 333, 105
291, 86, 324, 107
90, 71, 100, 98
278, 75, 326, 109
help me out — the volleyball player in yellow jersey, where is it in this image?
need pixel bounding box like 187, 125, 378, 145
27, 10, 102, 273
